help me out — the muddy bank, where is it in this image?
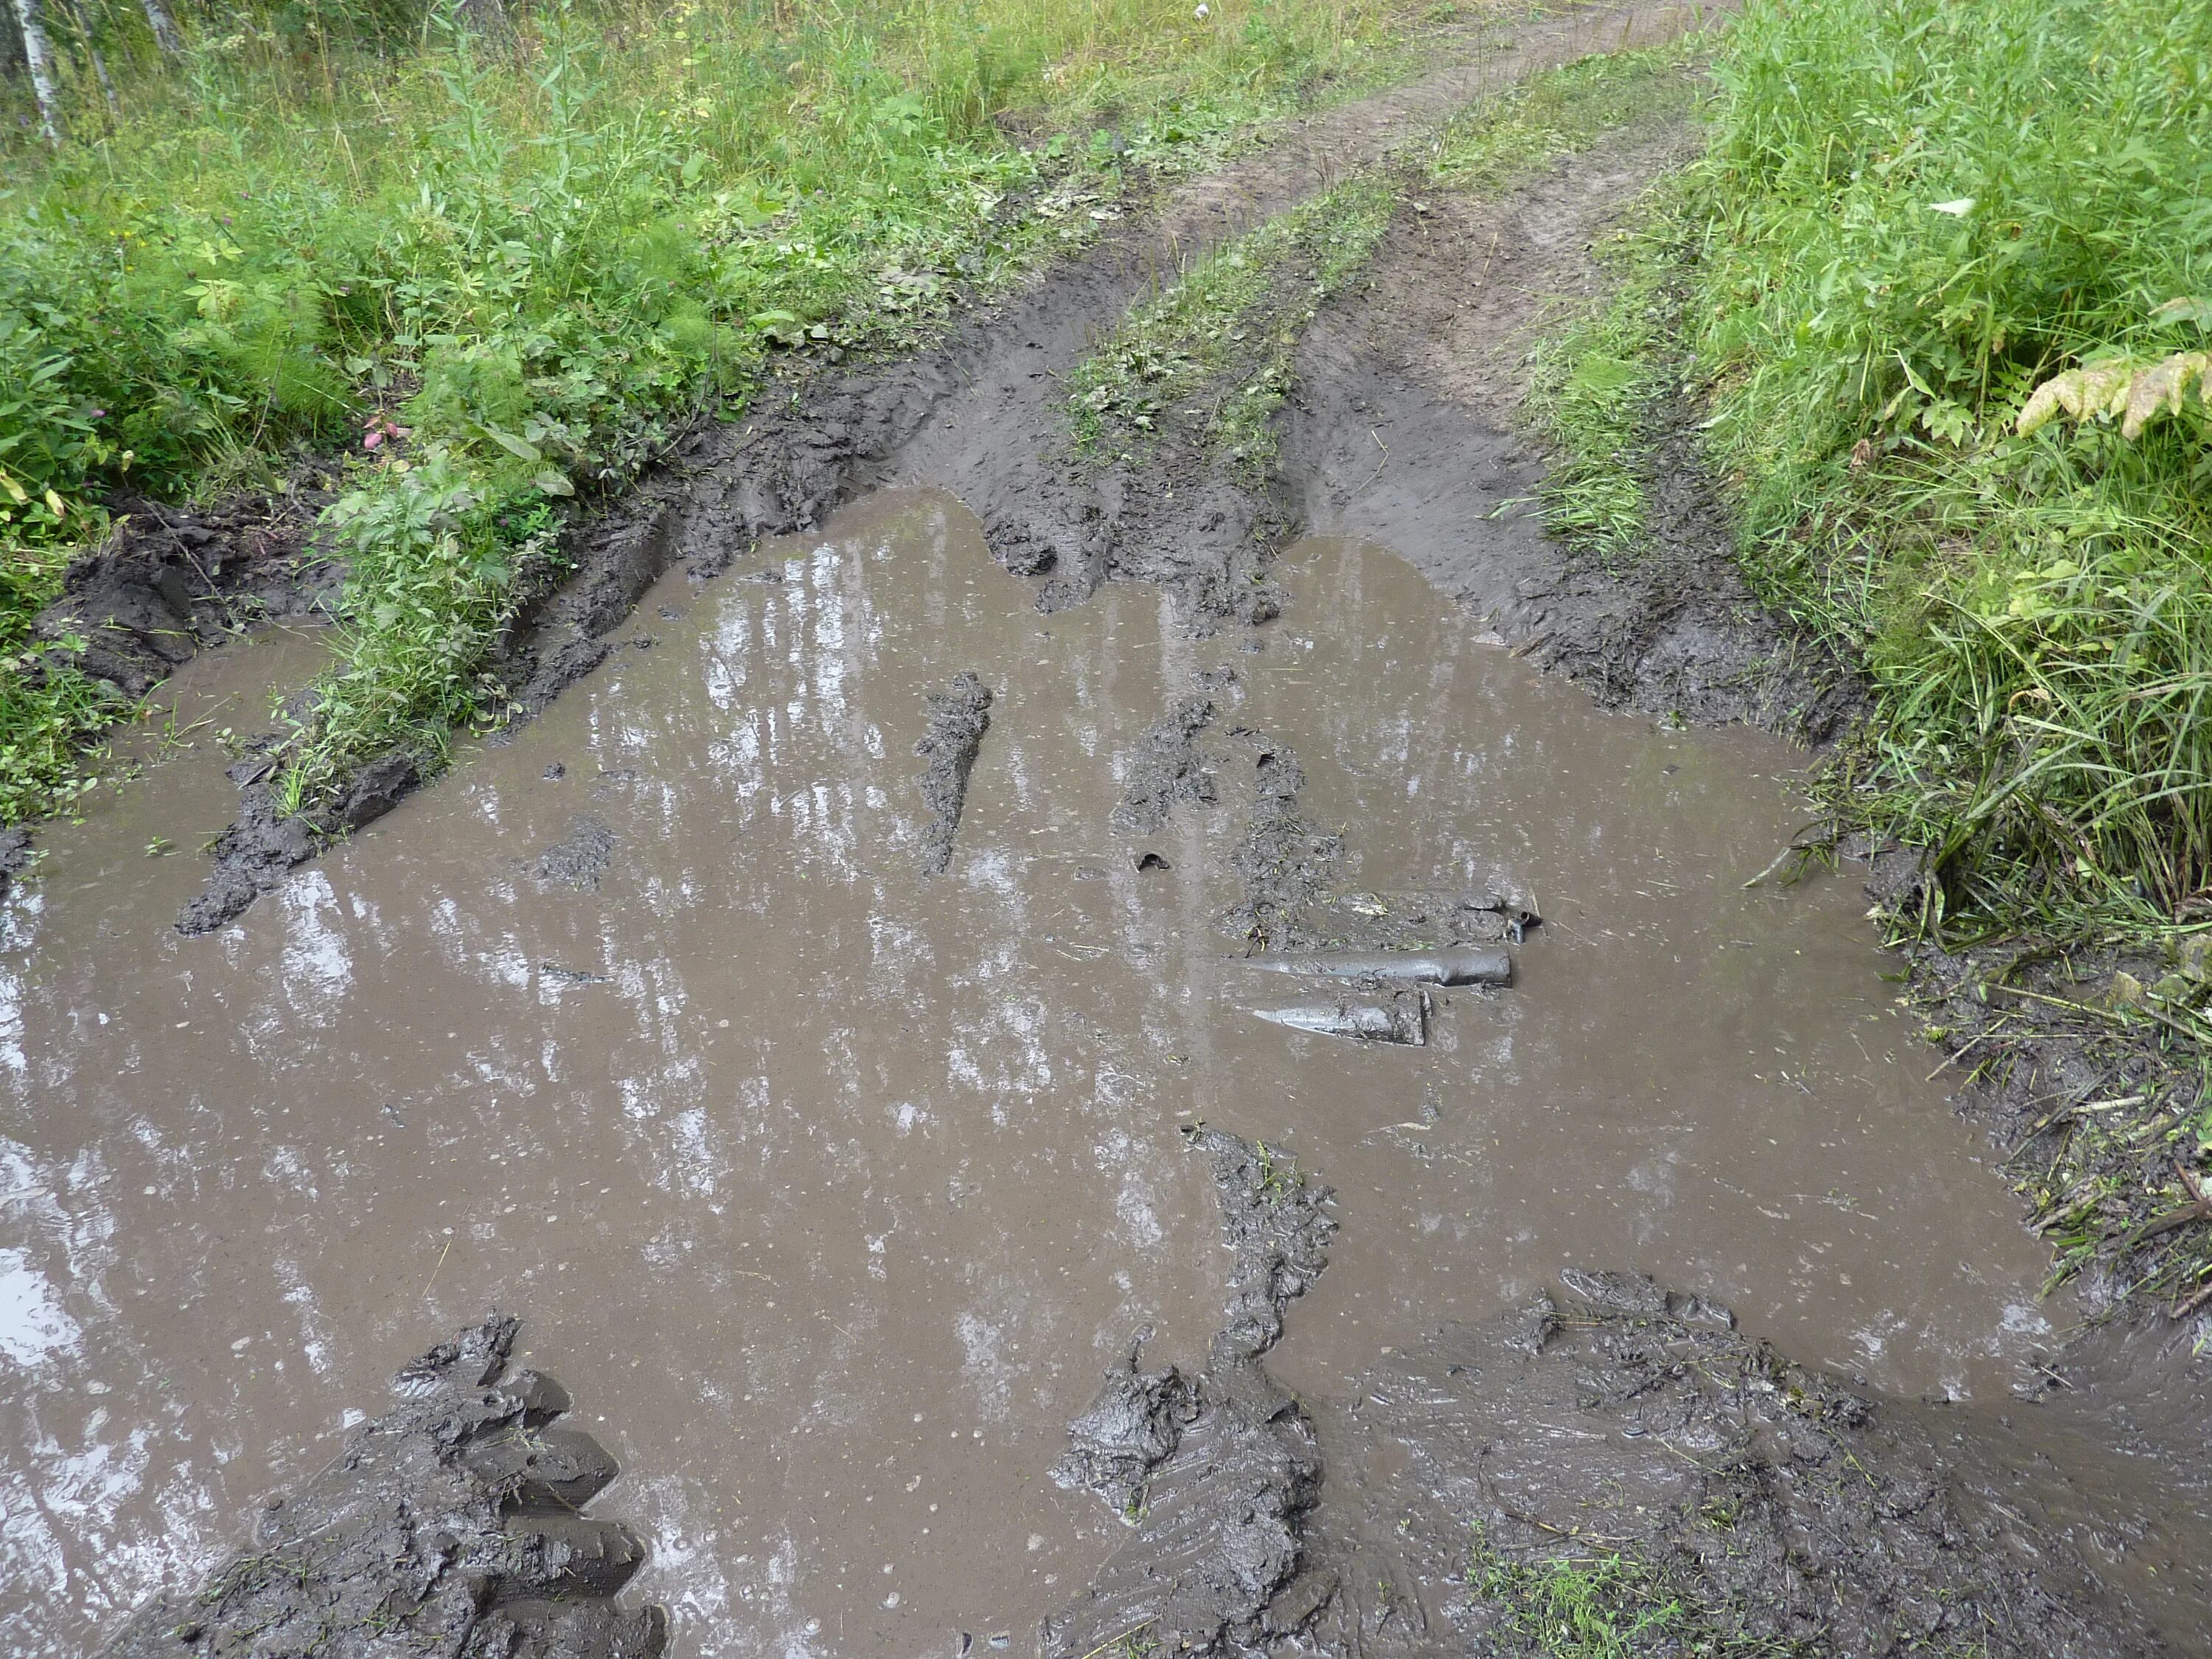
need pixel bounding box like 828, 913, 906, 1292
1043, 1131, 2203, 1658
1294, 1274, 2199, 1657
4, 490, 335, 908
105, 1314, 665, 1659
1286, 121, 1861, 740
37, 491, 338, 703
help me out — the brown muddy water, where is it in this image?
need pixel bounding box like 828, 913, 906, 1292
2, 490, 2073, 1655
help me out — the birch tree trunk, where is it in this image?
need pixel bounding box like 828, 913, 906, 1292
139, 0, 181, 58
454, 0, 509, 44
64, 0, 118, 117
9, 0, 60, 145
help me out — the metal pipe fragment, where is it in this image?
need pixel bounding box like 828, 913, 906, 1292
1235, 945, 1511, 987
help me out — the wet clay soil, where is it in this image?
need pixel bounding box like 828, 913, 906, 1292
7, 493, 2186, 1656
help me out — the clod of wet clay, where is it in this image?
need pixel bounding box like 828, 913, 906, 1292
1110, 695, 1217, 836
1251, 994, 1425, 1046
1238, 945, 1510, 986
535, 813, 618, 891
1135, 851, 1171, 872
1043, 1130, 1333, 1657
103, 1314, 666, 1659
1049, 1326, 1198, 1517
914, 670, 992, 876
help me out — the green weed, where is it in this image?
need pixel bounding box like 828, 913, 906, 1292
1684, 0, 2212, 942
1465, 1523, 1792, 1658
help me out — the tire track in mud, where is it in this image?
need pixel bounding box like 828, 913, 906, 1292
135, 0, 1722, 936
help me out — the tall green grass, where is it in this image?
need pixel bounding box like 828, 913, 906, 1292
1689, 0, 2212, 939
0, 0, 1450, 820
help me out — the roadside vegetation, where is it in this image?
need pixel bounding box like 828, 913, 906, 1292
0, 0, 1471, 827
1465, 1524, 1792, 1659
1526, 0, 2212, 1313
1539, 0, 2212, 962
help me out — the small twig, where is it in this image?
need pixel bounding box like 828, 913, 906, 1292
422, 1237, 454, 1296
2173, 1277, 2212, 1320
1359, 427, 1390, 493
1072, 1618, 1157, 1659
2115, 1160, 2212, 1255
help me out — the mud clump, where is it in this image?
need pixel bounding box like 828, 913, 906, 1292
105, 1314, 665, 1659
914, 670, 993, 876
1112, 695, 1220, 837
535, 814, 619, 892
1043, 1128, 1335, 1658
35, 492, 336, 701
1222, 738, 1343, 953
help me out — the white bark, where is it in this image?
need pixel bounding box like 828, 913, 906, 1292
455, 0, 509, 42
64, 0, 117, 116
10, 0, 60, 145
139, 0, 181, 58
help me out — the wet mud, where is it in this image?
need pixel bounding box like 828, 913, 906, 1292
1048, 1148, 2201, 1659
1292, 1276, 2199, 1657
104, 1314, 667, 1659
914, 672, 995, 876
36, 491, 337, 703
1043, 1130, 1334, 1658
10, 496, 2198, 1659
1109, 696, 1217, 839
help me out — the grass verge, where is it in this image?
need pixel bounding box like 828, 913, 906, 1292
0, 0, 1479, 826
1691, 0, 2212, 954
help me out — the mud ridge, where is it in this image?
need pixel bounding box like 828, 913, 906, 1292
914, 670, 994, 875
102, 1314, 666, 1659
1043, 1127, 1335, 1658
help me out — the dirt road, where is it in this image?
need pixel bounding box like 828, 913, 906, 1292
6, 6, 2208, 1656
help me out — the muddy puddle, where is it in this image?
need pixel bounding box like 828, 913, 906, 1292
1, 490, 2086, 1655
